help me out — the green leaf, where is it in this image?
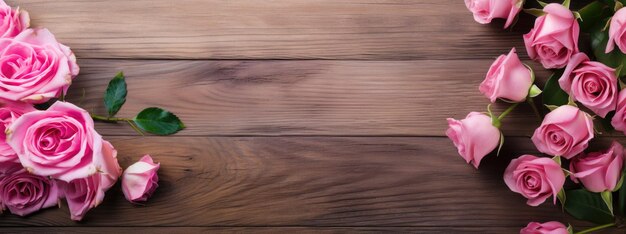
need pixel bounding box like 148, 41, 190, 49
104, 72, 127, 117
601, 190, 614, 215
591, 18, 626, 77
133, 107, 185, 135
542, 70, 569, 106
496, 132, 504, 157
567, 224, 574, 234
616, 0, 624, 11
552, 155, 562, 165
562, 0, 570, 8
524, 8, 546, 17
578, 1, 610, 32
529, 84, 542, 98
557, 188, 567, 207
564, 189, 614, 224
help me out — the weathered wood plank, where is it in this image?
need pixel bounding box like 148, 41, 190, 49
6, 0, 533, 60
0, 136, 595, 227
69, 59, 549, 137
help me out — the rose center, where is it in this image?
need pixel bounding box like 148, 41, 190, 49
583, 78, 601, 95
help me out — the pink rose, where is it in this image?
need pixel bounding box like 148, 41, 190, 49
570, 141, 625, 193
479, 48, 533, 103
607, 8, 626, 53
558, 53, 617, 118
504, 155, 566, 206
0, 0, 29, 38
523, 3, 579, 69
464, 0, 523, 29
611, 89, 626, 133
0, 162, 60, 216
0, 28, 79, 103
446, 112, 500, 168
531, 105, 594, 159
122, 155, 160, 203
520, 221, 569, 234
0, 100, 35, 163
62, 140, 121, 221
7, 101, 106, 182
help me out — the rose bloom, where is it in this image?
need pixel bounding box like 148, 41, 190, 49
0, 162, 60, 216
479, 48, 533, 103
0, 28, 79, 103
0, 0, 29, 38
558, 53, 617, 118
122, 155, 160, 203
523, 3, 579, 69
504, 155, 566, 206
570, 141, 625, 193
7, 101, 107, 182
531, 105, 594, 159
607, 7, 626, 53
446, 112, 500, 169
520, 221, 569, 234
464, 0, 523, 28
612, 89, 626, 133
0, 100, 35, 163
63, 141, 121, 221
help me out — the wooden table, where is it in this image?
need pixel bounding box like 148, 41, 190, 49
1, 0, 619, 233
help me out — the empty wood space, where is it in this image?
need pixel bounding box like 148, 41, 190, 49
2, 0, 618, 233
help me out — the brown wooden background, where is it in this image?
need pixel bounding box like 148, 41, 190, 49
0, 0, 621, 233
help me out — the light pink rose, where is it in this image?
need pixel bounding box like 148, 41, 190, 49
0, 162, 60, 216
531, 105, 594, 159
0, 0, 29, 38
122, 155, 160, 203
7, 101, 106, 182
558, 53, 617, 118
446, 112, 500, 169
464, 0, 523, 28
570, 141, 625, 193
523, 3, 579, 69
0, 100, 35, 163
520, 221, 569, 234
611, 89, 626, 133
607, 8, 626, 53
0, 28, 79, 103
62, 140, 121, 221
480, 48, 533, 103
504, 155, 566, 206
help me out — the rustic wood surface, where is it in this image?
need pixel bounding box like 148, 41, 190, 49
1, 0, 621, 233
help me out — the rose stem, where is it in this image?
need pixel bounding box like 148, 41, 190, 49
497, 103, 519, 121
574, 223, 616, 234
526, 98, 542, 121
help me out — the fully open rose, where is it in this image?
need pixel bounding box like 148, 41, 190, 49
479, 47, 533, 103
570, 141, 625, 193
446, 112, 500, 168
504, 155, 566, 206
531, 105, 594, 159
464, 0, 522, 29
523, 3, 579, 69
0, 162, 60, 216
7, 102, 106, 182
122, 155, 160, 203
0, 0, 29, 38
0, 100, 34, 163
520, 221, 569, 234
0, 28, 79, 103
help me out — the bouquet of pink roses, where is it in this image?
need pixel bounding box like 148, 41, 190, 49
455, 0, 626, 233
0, 1, 182, 221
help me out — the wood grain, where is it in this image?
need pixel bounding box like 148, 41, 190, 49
0, 136, 596, 227
5, 0, 534, 60
70, 59, 550, 137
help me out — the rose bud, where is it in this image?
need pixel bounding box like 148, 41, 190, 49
558, 53, 617, 118
0, 162, 60, 216
0, 28, 79, 103
479, 48, 534, 103
0, 0, 29, 38
504, 155, 566, 206
612, 89, 626, 133
464, 0, 523, 29
7, 102, 109, 182
63, 141, 121, 221
607, 7, 626, 53
520, 221, 569, 234
570, 141, 625, 193
523, 3, 579, 69
122, 155, 160, 204
446, 112, 500, 169
531, 105, 594, 159
0, 101, 35, 163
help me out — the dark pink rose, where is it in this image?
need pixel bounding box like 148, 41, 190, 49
464, 0, 523, 28
0, 0, 29, 38
504, 155, 566, 206
0, 162, 60, 216
531, 105, 594, 159
480, 48, 533, 103
520, 221, 569, 234
122, 155, 160, 203
570, 141, 625, 193
558, 53, 617, 118
0, 100, 35, 163
446, 112, 500, 168
0, 28, 79, 103
523, 3, 579, 69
